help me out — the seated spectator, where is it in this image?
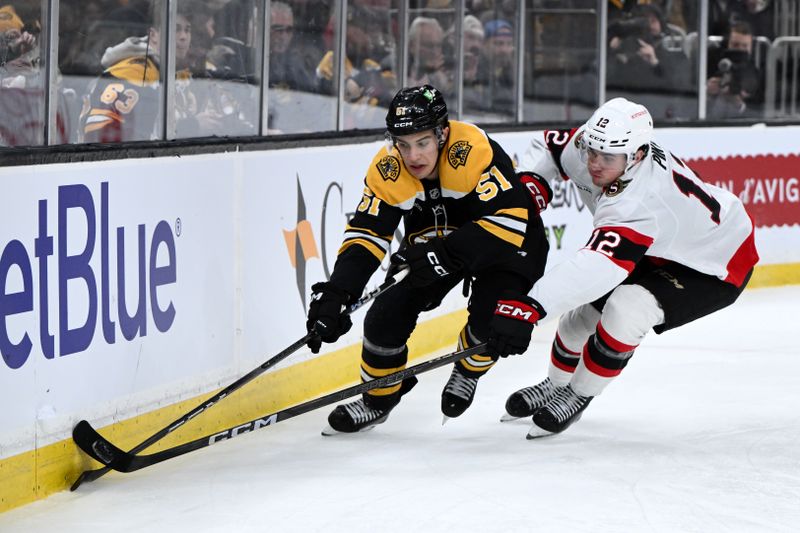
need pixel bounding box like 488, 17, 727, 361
269, 1, 316, 93
606, 4, 691, 93
407, 16, 449, 92
0, 3, 44, 146
315, 4, 395, 106
81, 4, 221, 142
706, 21, 764, 119
475, 19, 516, 115
444, 14, 485, 111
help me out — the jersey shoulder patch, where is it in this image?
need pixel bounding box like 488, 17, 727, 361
365, 147, 422, 210
439, 121, 495, 195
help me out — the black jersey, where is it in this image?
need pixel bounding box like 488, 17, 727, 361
330, 120, 535, 297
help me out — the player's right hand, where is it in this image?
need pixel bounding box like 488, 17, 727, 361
487, 293, 546, 357
306, 282, 353, 354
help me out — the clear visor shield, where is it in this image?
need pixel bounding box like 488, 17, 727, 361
579, 139, 629, 173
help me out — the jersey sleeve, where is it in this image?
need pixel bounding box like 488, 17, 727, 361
530, 224, 654, 319
443, 136, 531, 272
518, 128, 578, 182
329, 151, 418, 297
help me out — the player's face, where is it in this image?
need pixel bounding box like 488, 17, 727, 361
394, 128, 445, 180
586, 147, 627, 186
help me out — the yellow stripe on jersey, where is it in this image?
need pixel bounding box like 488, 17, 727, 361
475, 207, 529, 248
338, 238, 386, 261
106, 57, 160, 86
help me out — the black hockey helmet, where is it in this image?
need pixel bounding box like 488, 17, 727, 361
385, 85, 449, 141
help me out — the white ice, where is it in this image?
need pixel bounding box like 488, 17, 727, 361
2, 286, 799, 533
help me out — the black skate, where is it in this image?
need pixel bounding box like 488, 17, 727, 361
441, 365, 479, 420
501, 377, 559, 422
322, 398, 392, 436
527, 385, 593, 439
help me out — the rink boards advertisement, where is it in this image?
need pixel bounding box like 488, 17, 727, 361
0, 124, 799, 511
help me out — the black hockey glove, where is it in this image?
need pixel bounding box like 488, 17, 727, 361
519, 172, 553, 215
487, 294, 547, 358
306, 282, 353, 354
390, 238, 462, 288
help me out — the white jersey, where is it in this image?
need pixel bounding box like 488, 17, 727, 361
519, 127, 759, 319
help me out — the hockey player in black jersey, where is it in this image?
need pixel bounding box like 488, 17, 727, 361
306, 85, 551, 434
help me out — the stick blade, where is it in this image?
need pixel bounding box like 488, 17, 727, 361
72, 420, 134, 472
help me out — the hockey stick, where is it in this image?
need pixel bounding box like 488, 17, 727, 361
70, 268, 408, 490
72, 342, 486, 475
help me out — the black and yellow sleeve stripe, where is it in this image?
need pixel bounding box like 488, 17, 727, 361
337, 225, 393, 261
475, 207, 529, 248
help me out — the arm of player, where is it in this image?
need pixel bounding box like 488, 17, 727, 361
328, 186, 403, 298
531, 225, 654, 320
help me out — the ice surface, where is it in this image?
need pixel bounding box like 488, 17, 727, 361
1, 286, 798, 532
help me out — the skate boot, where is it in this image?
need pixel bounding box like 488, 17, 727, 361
527, 384, 593, 439
322, 398, 393, 436
501, 377, 560, 422
441, 365, 480, 419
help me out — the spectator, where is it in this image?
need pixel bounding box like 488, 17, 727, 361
607, 4, 691, 93
407, 16, 449, 92
476, 19, 516, 115
81, 4, 221, 142
444, 14, 485, 111
315, 4, 395, 106
0, 3, 44, 146
729, 0, 775, 41
706, 21, 764, 119
268, 1, 317, 93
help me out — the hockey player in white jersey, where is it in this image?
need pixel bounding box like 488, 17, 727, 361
486, 97, 759, 438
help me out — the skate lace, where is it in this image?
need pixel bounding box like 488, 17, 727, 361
341, 399, 384, 424
443, 369, 478, 401
517, 378, 557, 409
547, 385, 590, 423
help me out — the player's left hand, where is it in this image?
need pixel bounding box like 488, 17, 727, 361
390, 238, 461, 288
487, 294, 546, 357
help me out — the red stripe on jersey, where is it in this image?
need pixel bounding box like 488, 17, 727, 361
543, 128, 578, 180
597, 321, 639, 353
724, 217, 759, 287
585, 225, 654, 273
582, 345, 624, 378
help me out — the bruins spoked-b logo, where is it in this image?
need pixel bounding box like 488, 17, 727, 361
448, 140, 472, 169
605, 178, 631, 197
377, 155, 401, 181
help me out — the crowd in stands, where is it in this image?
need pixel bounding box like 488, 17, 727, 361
0, 0, 795, 147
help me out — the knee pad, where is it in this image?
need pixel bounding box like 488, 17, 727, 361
556, 303, 601, 353
601, 284, 665, 347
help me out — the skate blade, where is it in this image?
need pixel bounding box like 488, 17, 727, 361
525, 425, 556, 439
321, 424, 379, 437
500, 413, 523, 423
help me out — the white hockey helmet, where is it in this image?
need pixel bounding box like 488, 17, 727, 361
582, 98, 653, 171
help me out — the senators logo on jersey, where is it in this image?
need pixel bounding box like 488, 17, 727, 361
605, 178, 631, 197
448, 140, 472, 169
376, 155, 401, 181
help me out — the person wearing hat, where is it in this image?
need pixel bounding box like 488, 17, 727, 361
476, 19, 515, 115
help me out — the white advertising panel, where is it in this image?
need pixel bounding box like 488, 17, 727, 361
1, 124, 798, 459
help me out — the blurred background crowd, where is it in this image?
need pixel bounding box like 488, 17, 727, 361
1, 0, 799, 147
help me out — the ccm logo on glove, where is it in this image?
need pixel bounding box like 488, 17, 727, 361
494, 299, 542, 323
